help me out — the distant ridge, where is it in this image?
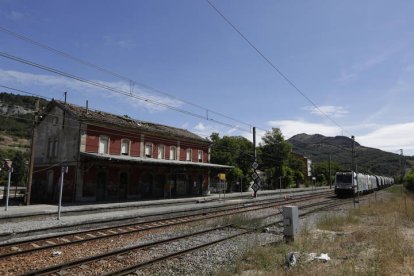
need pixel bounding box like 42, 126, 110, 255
288, 133, 412, 177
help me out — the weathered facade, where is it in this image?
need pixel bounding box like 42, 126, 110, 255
32, 100, 231, 203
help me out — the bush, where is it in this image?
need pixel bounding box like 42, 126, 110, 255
404, 169, 414, 191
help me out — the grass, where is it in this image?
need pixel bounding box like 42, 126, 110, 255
221, 188, 414, 275
316, 211, 359, 231
222, 214, 264, 230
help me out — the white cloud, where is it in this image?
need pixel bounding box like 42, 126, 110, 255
304, 105, 348, 118
0, 68, 182, 112
267, 119, 342, 139
194, 122, 207, 131
191, 122, 220, 139
357, 122, 414, 155
266, 119, 414, 156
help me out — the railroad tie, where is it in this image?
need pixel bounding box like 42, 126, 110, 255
86, 234, 96, 238
45, 240, 57, 245
30, 243, 40, 248
74, 235, 84, 240
97, 232, 107, 236
59, 238, 71, 243
108, 230, 118, 234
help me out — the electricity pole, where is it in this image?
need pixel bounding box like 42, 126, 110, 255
351, 135, 358, 207
400, 149, 404, 184
252, 127, 257, 198
329, 154, 332, 189
26, 98, 39, 205
351, 136, 355, 172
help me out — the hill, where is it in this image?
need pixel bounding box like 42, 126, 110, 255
0, 92, 49, 138
0, 92, 49, 163
288, 133, 413, 177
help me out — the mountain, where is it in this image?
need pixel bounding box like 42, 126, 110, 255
288, 133, 413, 177
0, 92, 48, 138
0, 92, 49, 161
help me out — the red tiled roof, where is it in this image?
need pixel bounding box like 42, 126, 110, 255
48, 100, 210, 143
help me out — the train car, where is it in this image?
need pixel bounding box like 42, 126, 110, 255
357, 173, 369, 194
368, 175, 377, 192
335, 171, 355, 196
335, 171, 394, 197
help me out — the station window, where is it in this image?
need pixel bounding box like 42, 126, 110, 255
53, 138, 59, 157
198, 150, 203, 162
145, 143, 153, 158
186, 148, 192, 161
99, 136, 109, 154
52, 116, 58, 126
121, 139, 130, 155
158, 144, 165, 159
47, 138, 53, 157
170, 146, 177, 160
47, 137, 59, 157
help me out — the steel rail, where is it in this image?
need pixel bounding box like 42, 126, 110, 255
20, 195, 347, 276
22, 225, 235, 276
0, 191, 332, 260
102, 199, 349, 275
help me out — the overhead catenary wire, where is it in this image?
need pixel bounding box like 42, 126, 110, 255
0, 109, 359, 171
0, 51, 251, 133
205, 0, 352, 137
3, 107, 386, 176
0, 83, 366, 158
0, 103, 297, 167
0, 84, 371, 163
0, 25, 254, 130
0, 85, 248, 150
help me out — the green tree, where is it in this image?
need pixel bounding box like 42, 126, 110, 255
288, 153, 307, 187
258, 128, 291, 189
210, 133, 253, 192
404, 168, 414, 192
11, 151, 28, 186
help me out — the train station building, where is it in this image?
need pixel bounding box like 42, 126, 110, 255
31, 100, 231, 204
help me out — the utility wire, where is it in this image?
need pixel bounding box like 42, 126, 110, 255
0, 51, 250, 132
205, 0, 351, 137
0, 26, 254, 130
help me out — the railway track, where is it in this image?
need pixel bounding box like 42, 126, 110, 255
22, 197, 350, 276
0, 190, 334, 275
0, 190, 333, 242
0, 191, 333, 259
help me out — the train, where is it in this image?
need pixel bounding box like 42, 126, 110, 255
334, 171, 394, 197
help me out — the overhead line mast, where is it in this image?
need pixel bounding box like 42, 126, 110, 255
26, 98, 39, 205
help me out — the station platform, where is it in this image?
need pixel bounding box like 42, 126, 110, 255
0, 187, 331, 243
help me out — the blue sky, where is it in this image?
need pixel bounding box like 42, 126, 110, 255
0, 0, 414, 155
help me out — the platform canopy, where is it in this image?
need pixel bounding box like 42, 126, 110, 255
81, 152, 233, 169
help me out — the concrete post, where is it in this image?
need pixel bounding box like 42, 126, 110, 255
283, 205, 299, 241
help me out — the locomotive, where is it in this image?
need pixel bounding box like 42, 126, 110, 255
335, 171, 394, 197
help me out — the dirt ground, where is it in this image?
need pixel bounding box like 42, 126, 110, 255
229, 186, 414, 276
